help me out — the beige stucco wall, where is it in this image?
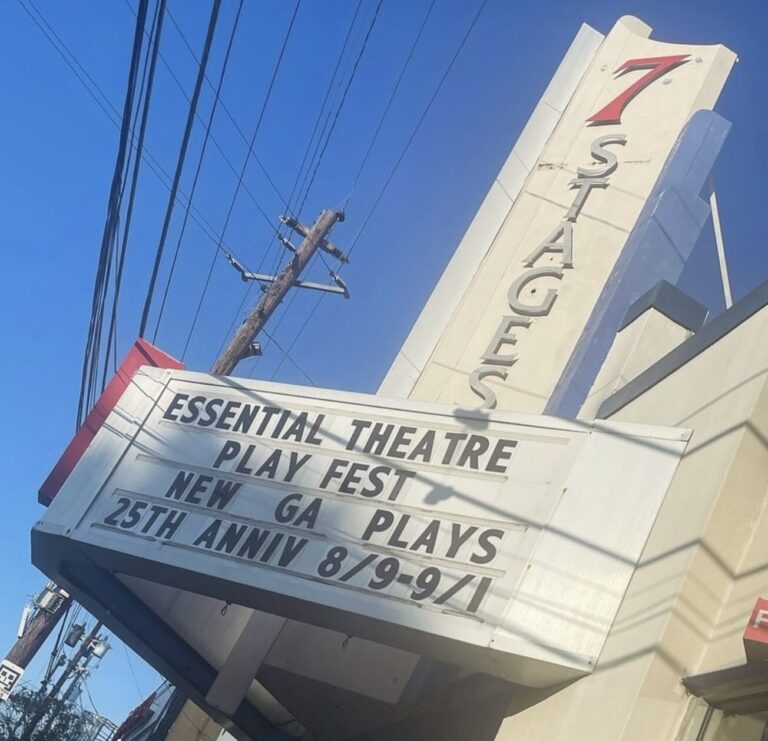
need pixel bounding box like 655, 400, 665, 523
707, 712, 767, 741
579, 308, 693, 419
490, 301, 768, 739
165, 700, 223, 741
347, 294, 768, 741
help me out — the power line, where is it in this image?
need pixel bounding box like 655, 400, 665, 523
293, 0, 383, 219
152, 0, 245, 343
102, 0, 167, 387
18, 0, 119, 129
122, 642, 144, 701
252, 0, 399, 380
261, 327, 316, 385
256, 1, 434, 381
267, 292, 323, 382
165, 6, 289, 209
152, 56, 279, 231
281, 0, 363, 230
264, 0, 364, 273
138, 0, 223, 338
124, 0, 287, 223
286, 1, 365, 234
212, 0, 302, 248
20, 0, 281, 385
346, 0, 489, 261
348, 0, 437, 196
180, 0, 302, 361
268, 0, 489, 380
19, 0, 253, 315
42, 601, 74, 687
229, 1, 365, 373
77, 0, 150, 426
82, 678, 101, 717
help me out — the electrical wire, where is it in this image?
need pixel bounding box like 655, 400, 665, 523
23, 0, 269, 268
250, 0, 388, 378
22, 0, 266, 387
268, 0, 489, 380
18, 0, 252, 400
42, 600, 74, 686
181, 0, 302, 362
261, 327, 316, 385
123, 0, 286, 226
293, 0, 383, 220
348, 0, 437, 197
164, 6, 289, 209
255, 0, 433, 380
138, 0, 222, 338
122, 642, 145, 701
28, 13, 246, 266
267, 292, 323, 381
151, 0, 245, 343
18, 0, 120, 130
256, 0, 364, 295
18, 0, 218, 250
211, 0, 302, 249
81, 4, 149, 418
82, 679, 101, 717
287, 1, 365, 232
346, 0, 489, 262
219, 1, 364, 372
76, 0, 150, 426
101, 0, 166, 387
280, 0, 363, 233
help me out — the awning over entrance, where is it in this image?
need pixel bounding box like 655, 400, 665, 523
683, 662, 768, 715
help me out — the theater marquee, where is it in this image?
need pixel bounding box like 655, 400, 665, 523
33, 367, 689, 683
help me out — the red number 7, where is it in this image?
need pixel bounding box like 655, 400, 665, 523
587, 54, 690, 126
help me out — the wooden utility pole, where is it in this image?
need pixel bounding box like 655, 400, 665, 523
2, 585, 70, 692
20, 622, 102, 740
3, 208, 345, 727
212, 209, 344, 375
1, 210, 345, 697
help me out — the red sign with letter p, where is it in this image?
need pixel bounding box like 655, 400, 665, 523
744, 597, 768, 662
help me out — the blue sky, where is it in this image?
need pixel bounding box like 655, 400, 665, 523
1, 0, 766, 726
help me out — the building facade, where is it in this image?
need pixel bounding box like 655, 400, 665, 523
33, 15, 768, 741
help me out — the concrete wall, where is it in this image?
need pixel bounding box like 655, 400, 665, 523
166, 701, 222, 741
264, 16, 741, 737
492, 297, 768, 739
344, 288, 768, 741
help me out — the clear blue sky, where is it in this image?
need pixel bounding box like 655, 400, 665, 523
1, 0, 766, 726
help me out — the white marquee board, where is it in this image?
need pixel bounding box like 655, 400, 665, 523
261, 16, 736, 707
33, 367, 688, 683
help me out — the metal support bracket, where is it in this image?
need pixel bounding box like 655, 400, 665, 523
279, 214, 349, 263
224, 253, 348, 297
708, 177, 733, 309
224, 253, 349, 297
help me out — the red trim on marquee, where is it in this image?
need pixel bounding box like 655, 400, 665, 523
587, 54, 690, 126
39, 339, 184, 506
